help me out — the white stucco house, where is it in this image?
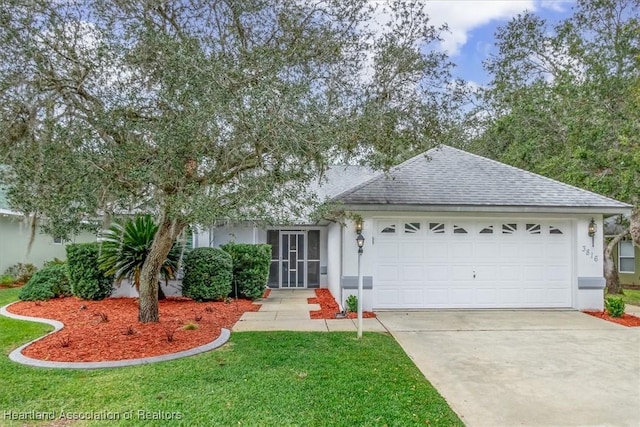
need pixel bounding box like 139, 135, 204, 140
194, 145, 632, 311
0, 190, 96, 274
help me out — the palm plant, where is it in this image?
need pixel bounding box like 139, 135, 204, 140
99, 215, 185, 299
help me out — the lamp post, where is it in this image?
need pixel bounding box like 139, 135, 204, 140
356, 232, 365, 339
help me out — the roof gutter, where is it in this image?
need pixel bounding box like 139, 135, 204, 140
336, 204, 632, 216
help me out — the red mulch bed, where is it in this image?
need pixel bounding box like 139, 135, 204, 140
7, 296, 260, 362
262, 288, 271, 298
308, 289, 375, 319
0, 281, 24, 289
583, 310, 640, 327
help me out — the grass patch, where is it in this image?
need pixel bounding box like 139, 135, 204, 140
616, 289, 640, 306
0, 289, 461, 426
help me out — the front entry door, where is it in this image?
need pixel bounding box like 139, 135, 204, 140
281, 232, 305, 288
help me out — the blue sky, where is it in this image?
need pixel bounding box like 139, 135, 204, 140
422, 0, 576, 85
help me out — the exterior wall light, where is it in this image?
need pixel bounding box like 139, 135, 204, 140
355, 219, 363, 234
588, 218, 596, 246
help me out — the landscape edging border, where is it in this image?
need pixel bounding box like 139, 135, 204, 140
0, 302, 230, 369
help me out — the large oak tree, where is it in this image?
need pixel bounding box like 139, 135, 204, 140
0, 0, 454, 321
468, 0, 640, 293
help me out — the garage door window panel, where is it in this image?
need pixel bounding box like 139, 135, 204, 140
404, 222, 421, 234
453, 225, 468, 234
549, 226, 564, 235
502, 223, 518, 234
479, 225, 494, 234
429, 222, 445, 234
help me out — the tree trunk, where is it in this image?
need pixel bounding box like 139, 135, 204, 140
604, 230, 628, 295
158, 282, 166, 301
630, 208, 640, 247
138, 217, 185, 323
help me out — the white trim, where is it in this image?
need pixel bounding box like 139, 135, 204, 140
339, 204, 631, 215
618, 240, 635, 274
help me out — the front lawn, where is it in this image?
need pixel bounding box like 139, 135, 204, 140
0, 289, 461, 426
618, 289, 640, 306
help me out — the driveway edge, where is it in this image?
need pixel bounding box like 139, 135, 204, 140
0, 302, 230, 369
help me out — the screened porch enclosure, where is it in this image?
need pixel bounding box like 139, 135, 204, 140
267, 230, 320, 288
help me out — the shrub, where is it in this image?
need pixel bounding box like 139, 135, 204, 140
182, 248, 232, 301
605, 297, 625, 318
3, 263, 37, 283
0, 275, 15, 285
44, 258, 66, 267
345, 294, 358, 313
67, 243, 113, 300
221, 243, 270, 300
98, 215, 185, 296
19, 264, 71, 301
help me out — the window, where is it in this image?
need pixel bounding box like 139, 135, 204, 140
380, 224, 396, 234
619, 240, 635, 273
549, 226, 563, 235
453, 225, 467, 234
429, 223, 445, 234
502, 223, 517, 234
404, 222, 421, 234
479, 225, 494, 234
526, 224, 541, 234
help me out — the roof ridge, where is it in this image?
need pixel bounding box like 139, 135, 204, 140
446, 145, 632, 207
329, 145, 443, 202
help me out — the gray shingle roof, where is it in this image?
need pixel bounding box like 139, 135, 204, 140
312, 165, 379, 200
333, 145, 631, 212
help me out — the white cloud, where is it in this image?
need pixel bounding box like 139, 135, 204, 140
538, 0, 573, 13
424, 0, 536, 56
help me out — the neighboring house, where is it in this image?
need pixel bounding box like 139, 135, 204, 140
604, 216, 639, 287
0, 189, 96, 275
195, 145, 632, 311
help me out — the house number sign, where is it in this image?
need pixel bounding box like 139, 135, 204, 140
581, 245, 598, 262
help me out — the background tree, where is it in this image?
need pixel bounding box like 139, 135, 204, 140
468, 0, 640, 293
0, 0, 454, 321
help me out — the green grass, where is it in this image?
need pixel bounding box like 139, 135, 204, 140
616, 289, 640, 306
0, 289, 462, 426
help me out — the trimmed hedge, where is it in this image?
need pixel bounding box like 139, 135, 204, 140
222, 243, 270, 300
19, 264, 71, 301
66, 243, 114, 300
182, 248, 232, 301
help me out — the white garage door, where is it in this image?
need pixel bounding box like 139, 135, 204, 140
373, 219, 572, 309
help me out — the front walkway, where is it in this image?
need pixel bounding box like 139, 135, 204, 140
232, 289, 386, 332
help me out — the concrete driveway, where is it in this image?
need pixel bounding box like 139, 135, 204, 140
377, 310, 640, 427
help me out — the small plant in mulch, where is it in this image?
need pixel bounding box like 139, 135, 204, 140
345, 295, 358, 313
183, 322, 199, 331
224, 297, 233, 304
95, 312, 109, 323
57, 336, 71, 348
164, 325, 178, 343
605, 297, 625, 318
123, 325, 135, 336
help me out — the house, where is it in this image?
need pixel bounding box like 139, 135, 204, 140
0, 189, 96, 275
194, 145, 632, 311
604, 216, 639, 288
